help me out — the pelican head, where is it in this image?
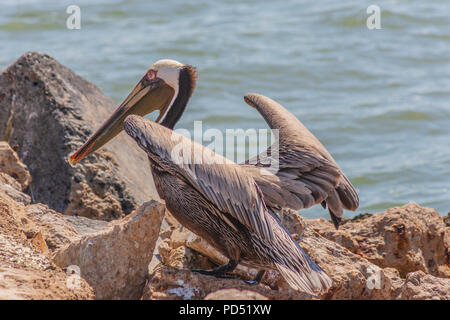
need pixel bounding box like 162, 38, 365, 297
69, 59, 197, 165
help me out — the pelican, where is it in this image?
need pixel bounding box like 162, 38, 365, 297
69, 59, 359, 229
123, 114, 332, 294
68, 59, 359, 293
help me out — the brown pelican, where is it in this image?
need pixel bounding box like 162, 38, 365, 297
69, 59, 358, 229
68, 59, 359, 293
123, 114, 332, 294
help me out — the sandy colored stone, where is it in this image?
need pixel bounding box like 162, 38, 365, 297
0, 142, 31, 191
153, 210, 257, 280
142, 266, 312, 300
0, 188, 93, 300
394, 271, 450, 300
0, 172, 21, 191
0, 182, 30, 205
24, 203, 79, 252
30, 232, 49, 256
63, 215, 108, 236
147, 204, 420, 300
0, 52, 159, 220
286, 226, 397, 299
53, 201, 165, 299
0, 267, 94, 300
308, 203, 449, 278
145, 214, 401, 300
204, 288, 269, 300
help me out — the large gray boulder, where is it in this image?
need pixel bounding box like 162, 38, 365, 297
0, 52, 159, 220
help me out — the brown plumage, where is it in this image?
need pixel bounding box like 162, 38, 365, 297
69, 59, 358, 293
241, 93, 359, 229
123, 115, 332, 295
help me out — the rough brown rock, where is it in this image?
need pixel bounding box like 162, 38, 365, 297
53, 201, 165, 299
0, 267, 94, 300
0, 52, 159, 220
0, 183, 78, 257
0, 141, 31, 191
299, 225, 397, 299
394, 271, 450, 300
145, 211, 401, 300
0, 178, 93, 299
0, 172, 21, 191
142, 266, 312, 300
25, 203, 79, 252
0, 182, 31, 205
0, 143, 32, 205
63, 215, 108, 236
308, 203, 449, 278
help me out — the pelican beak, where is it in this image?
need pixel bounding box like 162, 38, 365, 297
68, 77, 175, 166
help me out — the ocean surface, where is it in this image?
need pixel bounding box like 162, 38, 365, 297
1, 0, 449, 218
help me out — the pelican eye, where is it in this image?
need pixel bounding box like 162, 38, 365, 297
145, 69, 157, 81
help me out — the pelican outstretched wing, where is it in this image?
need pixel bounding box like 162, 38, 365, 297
123, 115, 274, 241
242, 93, 359, 227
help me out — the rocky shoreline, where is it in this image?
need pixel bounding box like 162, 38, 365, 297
0, 52, 449, 300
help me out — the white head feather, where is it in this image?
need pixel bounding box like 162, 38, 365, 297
149, 59, 184, 122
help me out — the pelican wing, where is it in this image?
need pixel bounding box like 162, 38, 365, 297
242, 93, 359, 221
123, 115, 274, 241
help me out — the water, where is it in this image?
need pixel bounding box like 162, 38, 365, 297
1, 0, 449, 218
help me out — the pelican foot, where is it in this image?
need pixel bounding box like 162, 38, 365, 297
192, 259, 238, 279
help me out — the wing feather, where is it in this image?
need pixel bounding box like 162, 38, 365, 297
243, 93, 359, 218
124, 115, 275, 241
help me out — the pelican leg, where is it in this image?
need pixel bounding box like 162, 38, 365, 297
192, 259, 238, 278
245, 270, 266, 285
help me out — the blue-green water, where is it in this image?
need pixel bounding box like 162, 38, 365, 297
1, 0, 449, 218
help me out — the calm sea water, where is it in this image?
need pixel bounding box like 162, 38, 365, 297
1, 0, 449, 218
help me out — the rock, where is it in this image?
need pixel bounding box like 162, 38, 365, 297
153, 211, 256, 280
142, 266, 312, 300
30, 231, 50, 256
277, 208, 306, 241
0, 141, 31, 191
145, 211, 402, 300
0, 182, 31, 205
0, 267, 94, 300
52, 201, 165, 299
293, 225, 397, 299
0, 52, 159, 220
0, 185, 93, 299
25, 203, 79, 252
204, 289, 269, 300
394, 271, 450, 300
445, 227, 449, 269
444, 213, 449, 227
0, 188, 78, 255
63, 215, 108, 236
0, 143, 32, 204
0, 172, 22, 191
308, 203, 449, 278
340, 212, 373, 225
